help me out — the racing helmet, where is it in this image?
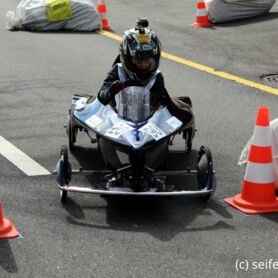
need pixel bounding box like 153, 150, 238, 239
119, 19, 161, 81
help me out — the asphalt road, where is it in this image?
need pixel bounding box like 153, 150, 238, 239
0, 0, 278, 277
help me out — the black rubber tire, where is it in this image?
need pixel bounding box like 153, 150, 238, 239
56, 145, 72, 203
60, 145, 71, 185
68, 118, 77, 151
197, 146, 215, 201
60, 190, 68, 203
58, 146, 72, 203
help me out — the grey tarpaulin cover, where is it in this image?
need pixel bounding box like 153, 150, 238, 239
205, 0, 276, 23
238, 118, 278, 190
6, 0, 101, 31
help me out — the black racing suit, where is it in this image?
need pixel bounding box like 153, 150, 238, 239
97, 63, 194, 129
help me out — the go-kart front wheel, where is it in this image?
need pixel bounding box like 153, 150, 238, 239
60, 189, 68, 203
197, 146, 215, 201
56, 145, 72, 202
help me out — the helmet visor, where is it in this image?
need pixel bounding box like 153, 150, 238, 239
131, 55, 156, 74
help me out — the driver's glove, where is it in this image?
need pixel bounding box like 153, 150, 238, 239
109, 80, 126, 96
123, 79, 142, 87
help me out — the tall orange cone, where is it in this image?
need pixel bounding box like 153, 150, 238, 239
225, 106, 278, 214
97, 0, 112, 30
0, 203, 19, 239
192, 0, 212, 28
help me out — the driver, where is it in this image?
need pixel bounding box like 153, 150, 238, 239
97, 18, 194, 129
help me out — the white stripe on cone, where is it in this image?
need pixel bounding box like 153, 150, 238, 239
99, 12, 108, 19
196, 9, 207, 16
252, 125, 271, 147
244, 162, 274, 183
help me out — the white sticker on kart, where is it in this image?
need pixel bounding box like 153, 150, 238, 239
74, 97, 88, 110
105, 122, 134, 139
166, 116, 182, 129
85, 114, 103, 128
139, 123, 166, 141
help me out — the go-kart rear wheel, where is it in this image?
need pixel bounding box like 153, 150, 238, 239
197, 146, 215, 201
67, 117, 77, 151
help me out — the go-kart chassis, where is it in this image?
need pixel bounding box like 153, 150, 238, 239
55, 145, 215, 201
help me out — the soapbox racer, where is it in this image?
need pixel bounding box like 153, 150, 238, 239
56, 86, 215, 202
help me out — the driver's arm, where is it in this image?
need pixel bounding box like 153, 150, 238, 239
98, 65, 122, 105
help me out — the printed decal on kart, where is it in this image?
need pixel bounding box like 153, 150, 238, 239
105, 122, 135, 138
85, 114, 103, 128
139, 123, 166, 141
166, 116, 182, 130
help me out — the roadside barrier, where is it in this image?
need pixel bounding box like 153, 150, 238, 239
97, 0, 112, 30
192, 0, 212, 28
225, 106, 278, 214
0, 203, 19, 239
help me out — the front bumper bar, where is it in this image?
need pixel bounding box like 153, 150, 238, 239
58, 184, 213, 196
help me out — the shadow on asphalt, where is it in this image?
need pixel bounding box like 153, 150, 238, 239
62, 196, 234, 241
0, 240, 18, 273
65, 145, 234, 241
260, 213, 278, 224
70, 146, 105, 170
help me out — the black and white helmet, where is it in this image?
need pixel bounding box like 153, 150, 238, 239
119, 19, 161, 80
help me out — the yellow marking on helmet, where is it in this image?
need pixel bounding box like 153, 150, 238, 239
138, 32, 149, 43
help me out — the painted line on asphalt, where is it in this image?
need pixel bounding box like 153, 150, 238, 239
98, 30, 278, 96
0, 135, 50, 176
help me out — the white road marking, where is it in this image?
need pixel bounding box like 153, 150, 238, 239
0, 135, 50, 176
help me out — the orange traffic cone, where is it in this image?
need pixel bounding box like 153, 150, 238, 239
97, 0, 112, 30
0, 203, 19, 239
192, 0, 212, 28
225, 106, 278, 214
